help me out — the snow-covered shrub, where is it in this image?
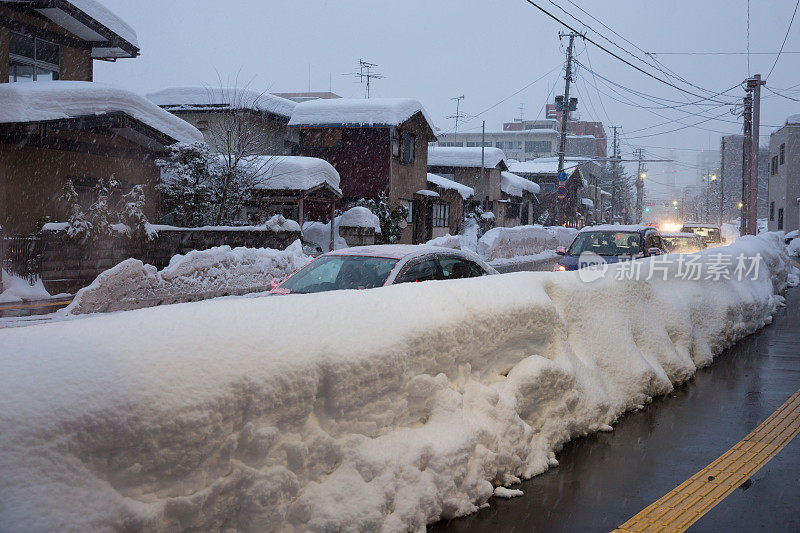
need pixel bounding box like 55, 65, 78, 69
156, 142, 217, 227
61, 179, 154, 242
354, 195, 408, 243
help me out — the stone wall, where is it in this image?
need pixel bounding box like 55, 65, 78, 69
41, 227, 300, 294
338, 226, 376, 247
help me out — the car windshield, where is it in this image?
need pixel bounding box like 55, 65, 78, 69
664, 236, 701, 253
683, 226, 721, 241
568, 231, 642, 256
278, 255, 399, 294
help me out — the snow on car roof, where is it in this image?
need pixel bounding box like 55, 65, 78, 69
288, 97, 436, 132
428, 146, 507, 169
247, 156, 341, 194
661, 232, 700, 238
578, 224, 653, 233
501, 171, 540, 196
427, 173, 474, 199
146, 87, 296, 118
329, 244, 473, 260
0, 81, 203, 144
681, 222, 720, 228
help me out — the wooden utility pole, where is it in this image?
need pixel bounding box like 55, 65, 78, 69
719, 137, 725, 227
635, 148, 645, 223
740, 93, 752, 236
746, 74, 765, 235
480, 120, 486, 211
610, 126, 620, 221
555, 31, 579, 226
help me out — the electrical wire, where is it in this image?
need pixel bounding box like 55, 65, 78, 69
766, 0, 800, 80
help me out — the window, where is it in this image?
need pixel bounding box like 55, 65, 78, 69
505, 202, 520, 219
780, 143, 785, 165
525, 140, 551, 153
495, 141, 522, 151
401, 132, 415, 165
539, 182, 555, 193
300, 128, 342, 149
8, 32, 60, 82
770, 201, 775, 221
395, 258, 441, 283
778, 208, 784, 230
771, 155, 779, 175
432, 202, 449, 227
439, 256, 486, 280
402, 199, 413, 223
196, 120, 209, 132
466, 141, 492, 147
439, 141, 464, 147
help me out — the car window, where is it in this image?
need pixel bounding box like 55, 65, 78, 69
439, 256, 486, 280
568, 231, 641, 256
279, 255, 398, 293
395, 258, 441, 284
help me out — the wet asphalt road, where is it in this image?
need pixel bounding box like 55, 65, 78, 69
432, 287, 800, 533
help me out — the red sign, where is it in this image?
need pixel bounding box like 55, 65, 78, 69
556, 185, 567, 198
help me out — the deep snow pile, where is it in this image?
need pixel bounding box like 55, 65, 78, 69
426, 234, 462, 249
0, 270, 53, 303
64, 240, 311, 315
478, 225, 578, 261
0, 234, 792, 532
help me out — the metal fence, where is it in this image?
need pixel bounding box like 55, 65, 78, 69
1, 235, 42, 285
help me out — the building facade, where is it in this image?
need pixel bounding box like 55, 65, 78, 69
768, 117, 800, 233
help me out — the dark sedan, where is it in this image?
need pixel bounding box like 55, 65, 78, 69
555, 225, 667, 271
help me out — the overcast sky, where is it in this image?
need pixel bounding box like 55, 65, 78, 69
95, 0, 800, 201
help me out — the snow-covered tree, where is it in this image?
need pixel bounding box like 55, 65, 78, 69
61, 179, 154, 242
156, 142, 217, 226
120, 185, 154, 241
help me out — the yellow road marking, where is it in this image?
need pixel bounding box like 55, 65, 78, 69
613, 389, 800, 533
0, 300, 72, 311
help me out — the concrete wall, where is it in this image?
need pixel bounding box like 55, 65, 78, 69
169, 110, 289, 155
768, 125, 800, 233
0, 136, 160, 235
40, 227, 300, 294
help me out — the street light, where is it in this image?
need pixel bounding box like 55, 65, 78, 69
640, 173, 647, 179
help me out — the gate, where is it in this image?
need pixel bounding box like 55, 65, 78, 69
1, 235, 42, 285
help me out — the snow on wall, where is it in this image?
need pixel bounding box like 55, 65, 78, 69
0, 82, 203, 144
63, 240, 311, 315
0, 234, 792, 532
288, 97, 436, 131
146, 86, 297, 119
478, 225, 578, 261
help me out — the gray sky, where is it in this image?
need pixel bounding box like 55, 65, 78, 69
95, 0, 800, 201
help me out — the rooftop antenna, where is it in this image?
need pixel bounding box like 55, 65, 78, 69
344, 59, 384, 98
446, 95, 467, 139
518, 102, 526, 123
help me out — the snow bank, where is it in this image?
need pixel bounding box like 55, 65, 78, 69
788, 237, 800, 257
425, 234, 461, 249
302, 220, 347, 253
0, 234, 791, 532
64, 240, 311, 315
0, 82, 203, 144
478, 225, 577, 261
0, 270, 52, 304
289, 98, 435, 131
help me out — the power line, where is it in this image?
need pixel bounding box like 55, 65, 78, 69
522, 0, 733, 101
646, 51, 800, 56
766, 0, 800, 80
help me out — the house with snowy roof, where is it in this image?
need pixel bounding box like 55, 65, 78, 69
0, 0, 203, 234
288, 97, 438, 244
426, 173, 473, 238
147, 87, 297, 156
427, 146, 537, 228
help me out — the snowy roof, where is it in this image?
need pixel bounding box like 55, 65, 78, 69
246, 156, 341, 195
415, 189, 440, 197
786, 114, 800, 124
581, 198, 594, 207
501, 171, 540, 197
507, 156, 595, 175
6, 0, 139, 58
578, 224, 651, 233
146, 87, 297, 119
288, 98, 436, 133
0, 81, 203, 144
439, 129, 558, 137
339, 206, 380, 231
428, 146, 508, 170
427, 173, 474, 199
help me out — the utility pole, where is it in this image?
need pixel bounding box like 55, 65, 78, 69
447, 95, 467, 142
610, 126, 620, 222
746, 74, 765, 235
635, 148, 646, 223
704, 170, 711, 223
740, 92, 753, 236
481, 120, 486, 211
555, 31, 579, 226
719, 136, 725, 227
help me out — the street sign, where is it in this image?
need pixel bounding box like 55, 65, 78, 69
556, 185, 567, 198
557, 171, 568, 182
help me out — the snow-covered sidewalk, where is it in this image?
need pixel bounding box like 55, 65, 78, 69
0, 234, 794, 531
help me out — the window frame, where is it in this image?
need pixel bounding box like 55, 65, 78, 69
432, 202, 450, 227
400, 131, 415, 165
8, 32, 61, 82
770, 201, 775, 221
778, 208, 784, 230
438, 254, 487, 280
780, 143, 785, 165
394, 255, 442, 284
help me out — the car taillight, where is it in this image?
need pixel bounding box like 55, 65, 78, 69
554, 264, 567, 271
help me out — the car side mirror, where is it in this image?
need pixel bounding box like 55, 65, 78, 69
556, 246, 567, 256
270, 278, 283, 289
647, 247, 662, 256
722, 237, 727, 243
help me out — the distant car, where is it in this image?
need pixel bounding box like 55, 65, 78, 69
270, 245, 497, 295
784, 229, 798, 245
661, 232, 707, 254
554, 225, 667, 271
680, 223, 725, 246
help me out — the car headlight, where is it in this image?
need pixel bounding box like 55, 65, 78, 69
554, 264, 567, 271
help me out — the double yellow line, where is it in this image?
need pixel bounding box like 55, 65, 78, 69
614, 389, 800, 532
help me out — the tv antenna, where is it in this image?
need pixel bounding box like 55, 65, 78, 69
446, 95, 467, 136
345, 59, 384, 98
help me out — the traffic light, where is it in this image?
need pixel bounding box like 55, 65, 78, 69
644, 207, 651, 213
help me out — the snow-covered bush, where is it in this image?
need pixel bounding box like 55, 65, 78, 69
156, 142, 217, 227
61, 179, 154, 242
354, 195, 408, 243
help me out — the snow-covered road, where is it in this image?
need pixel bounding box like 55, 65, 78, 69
0, 233, 794, 532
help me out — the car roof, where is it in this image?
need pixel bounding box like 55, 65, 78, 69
681, 222, 720, 229
578, 224, 654, 235
327, 244, 471, 260
661, 232, 700, 238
